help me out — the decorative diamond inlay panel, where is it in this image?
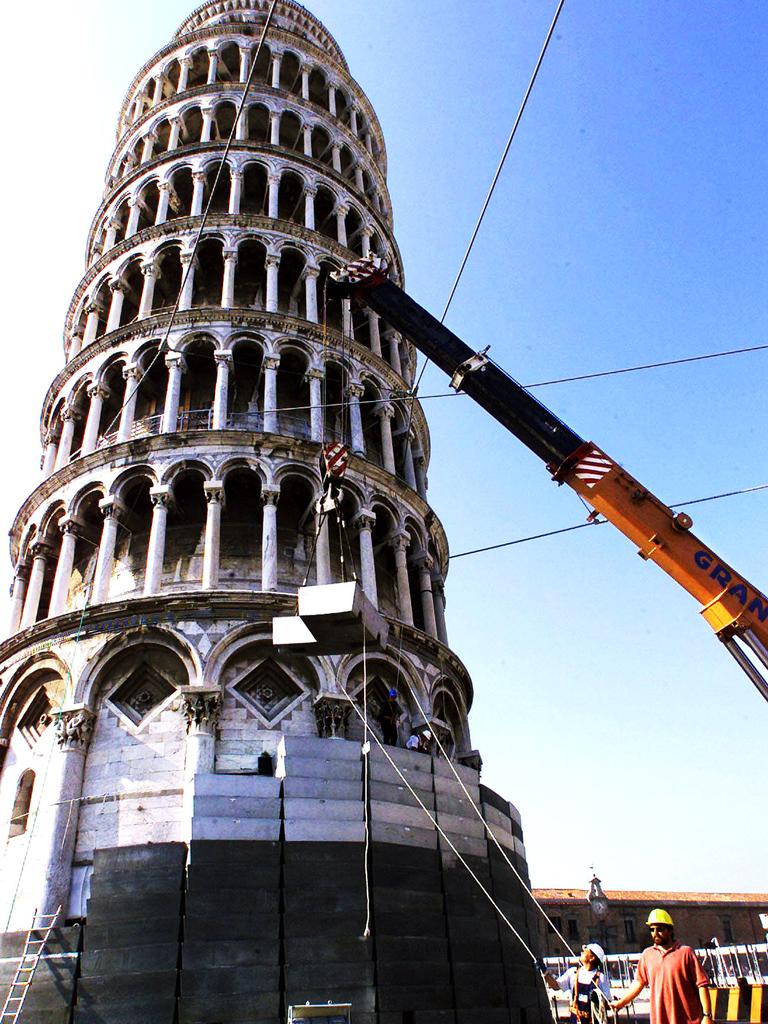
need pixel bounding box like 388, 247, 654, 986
109, 665, 175, 726
234, 659, 302, 724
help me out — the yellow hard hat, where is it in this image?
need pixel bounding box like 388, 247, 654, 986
646, 908, 674, 927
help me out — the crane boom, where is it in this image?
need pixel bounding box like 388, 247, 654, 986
331, 257, 768, 703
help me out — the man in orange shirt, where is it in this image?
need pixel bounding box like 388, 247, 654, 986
610, 909, 711, 1024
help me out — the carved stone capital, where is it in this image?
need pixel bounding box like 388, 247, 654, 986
30, 540, 54, 561
165, 351, 186, 371
263, 354, 280, 370
347, 383, 365, 399
352, 508, 376, 532
55, 705, 95, 750
123, 365, 142, 382
265, 255, 280, 271
13, 560, 31, 582
314, 694, 351, 739
303, 265, 320, 280
158, 180, 171, 192
150, 486, 172, 509
87, 383, 109, 401
261, 488, 280, 507
192, 170, 207, 184
141, 261, 157, 278
204, 482, 224, 505
59, 516, 82, 538
180, 687, 222, 733
109, 279, 125, 295
305, 367, 324, 381
376, 403, 395, 421
214, 350, 233, 368
389, 532, 410, 554
303, 185, 318, 199
222, 249, 238, 264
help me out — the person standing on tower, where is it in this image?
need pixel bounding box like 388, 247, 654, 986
610, 909, 711, 1024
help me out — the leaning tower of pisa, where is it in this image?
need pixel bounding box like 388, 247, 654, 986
0, 3, 547, 1022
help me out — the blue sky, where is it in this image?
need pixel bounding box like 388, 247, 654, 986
0, 1, 765, 897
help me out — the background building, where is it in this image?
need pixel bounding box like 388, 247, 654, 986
0, 2, 547, 1022
534, 876, 768, 955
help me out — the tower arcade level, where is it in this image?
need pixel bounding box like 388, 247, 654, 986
0, 3, 546, 1022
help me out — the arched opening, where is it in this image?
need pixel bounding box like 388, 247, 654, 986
154, 121, 172, 156
113, 197, 131, 244
203, 161, 231, 213
164, 59, 182, 97
351, 302, 372, 349
230, 338, 265, 429
405, 526, 425, 632
133, 344, 170, 433
335, 88, 350, 127
276, 475, 316, 589
234, 239, 267, 310
92, 279, 112, 339
311, 125, 332, 165
178, 106, 204, 147
68, 490, 105, 607
308, 67, 328, 109
112, 475, 154, 597
361, 381, 382, 466
167, 167, 194, 219
8, 770, 35, 838
279, 52, 302, 95
241, 163, 269, 214
276, 348, 310, 439
97, 360, 129, 446
33, 515, 64, 622
317, 262, 343, 333
371, 504, 398, 619
163, 469, 208, 588
314, 186, 336, 242
118, 261, 144, 327
278, 111, 303, 153
344, 206, 364, 256
179, 337, 216, 427
250, 43, 271, 85
339, 144, 355, 180
218, 43, 240, 82
277, 170, 304, 224
212, 101, 238, 142
152, 246, 183, 313
187, 49, 208, 89
220, 468, 263, 586
191, 238, 224, 307
246, 103, 270, 143
68, 382, 91, 461
347, 663, 411, 747
276, 248, 306, 318
322, 361, 347, 444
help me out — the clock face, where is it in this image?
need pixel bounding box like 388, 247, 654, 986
591, 898, 608, 918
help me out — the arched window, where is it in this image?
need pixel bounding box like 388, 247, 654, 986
9, 769, 35, 838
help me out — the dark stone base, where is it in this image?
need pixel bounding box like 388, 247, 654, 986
0, 840, 547, 1024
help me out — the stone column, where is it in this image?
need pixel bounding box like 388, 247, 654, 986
354, 165, 365, 191
368, 311, 382, 357
20, 542, 52, 628
304, 186, 316, 230
125, 200, 141, 238
415, 555, 438, 638
335, 203, 348, 246
81, 384, 108, 456
91, 500, 121, 605
48, 520, 79, 617
265, 256, 279, 312
7, 563, 30, 636
103, 219, 119, 253
342, 298, 352, 338
117, 366, 141, 442
315, 504, 332, 585
301, 65, 310, 100
229, 170, 243, 213
144, 488, 170, 595
200, 108, 214, 143
68, 334, 82, 360
181, 688, 222, 834
42, 433, 59, 477
221, 250, 237, 307
179, 253, 195, 309
236, 108, 248, 141
267, 174, 280, 218
262, 354, 280, 433
54, 410, 77, 469
328, 84, 337, 116
162, 352, 185, 432
347, 383, 365, 454
202, 483, 224, 590
105, 281, 125, 333
141, 131, 156, 162
82, 303, 101, 347
377, 403, 396, 474
239, 47, 250, 83
304, 266, 319, 323
307, 369, 323, 441
402, 432, 417, 490
391, 534, 414, 626
432, 575, 448, 645
207, 49, 219, 85
270, 111, 280, 145
36, 706, 95, 917
331, 143, 342, 173
361, 226, 372, 256
167, 117, 182, 152
303, 124, 313, 158
414, 452, 428, 499
389, 332, 403, 376
350, 108, 359, 136
271, 52, 282, 88
261, 488, 280, 592
353, 509, 378, 606
314, 695, 351, 739
138, 261, 157, 318
151, 75, 164, 106
212, 352, 233, 429
191, 171, 206, 215
178, 57, 192, 92
155, 182, 171, 224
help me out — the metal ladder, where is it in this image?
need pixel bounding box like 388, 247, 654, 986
0, 907, 61, 1023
